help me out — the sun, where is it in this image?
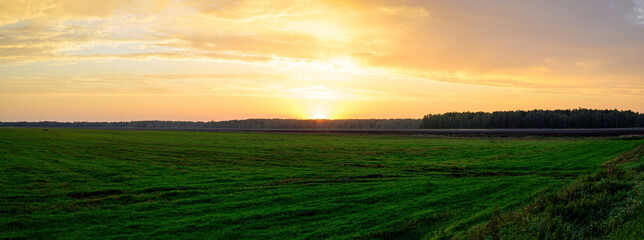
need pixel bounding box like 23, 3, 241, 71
310, 110, 330, 120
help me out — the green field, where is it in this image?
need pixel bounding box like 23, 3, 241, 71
1, 128, 642, 239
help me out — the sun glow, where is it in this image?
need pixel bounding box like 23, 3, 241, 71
288, 20, 348, 42
310, 110, 330, 120
329, 56, 363, 73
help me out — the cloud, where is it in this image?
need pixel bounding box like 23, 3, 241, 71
0, 0, 170, 24
0, 73, 283, 95
634, 0, 644, 24
0, 72, 416, 101
0, 0, 642, 97
0, 0, 427, 63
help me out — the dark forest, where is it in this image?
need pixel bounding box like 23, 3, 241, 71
419, 109, 644, 129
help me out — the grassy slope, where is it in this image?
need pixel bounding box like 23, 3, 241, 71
465, 145, 644, 240
0, 128, 641, 239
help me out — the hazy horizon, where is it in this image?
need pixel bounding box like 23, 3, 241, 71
2, 108, 642, 123
1, 0, 643, 121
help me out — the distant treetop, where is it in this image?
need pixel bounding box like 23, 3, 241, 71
419, 109, 644, 129
0, 119, 421, 130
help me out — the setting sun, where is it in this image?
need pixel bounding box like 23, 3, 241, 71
310, 110, 330, 120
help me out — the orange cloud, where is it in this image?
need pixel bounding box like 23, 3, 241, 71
1, 0, 643, 120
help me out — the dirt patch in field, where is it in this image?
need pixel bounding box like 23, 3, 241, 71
136, 186, 192, 193
404, 165, 579, 178
266, 174, 399, 186
336, 163, 390, 168
67, 189, 124, 198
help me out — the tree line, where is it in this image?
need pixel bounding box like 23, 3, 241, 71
419, 109, 644, 129
0, 119, 421, 129
3, 109, 642, 129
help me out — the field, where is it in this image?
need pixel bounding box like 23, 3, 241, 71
1, 128, 642, 239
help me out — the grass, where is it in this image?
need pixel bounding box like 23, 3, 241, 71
0, 128, 642, 239
466, 145, 644, 239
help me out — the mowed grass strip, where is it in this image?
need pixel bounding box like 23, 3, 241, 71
0, 128, 641, 239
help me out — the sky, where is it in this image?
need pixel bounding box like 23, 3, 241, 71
1, 0, 643, 121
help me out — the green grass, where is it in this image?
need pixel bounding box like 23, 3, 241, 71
466, 145, 644, 240
0, 128, 641, 239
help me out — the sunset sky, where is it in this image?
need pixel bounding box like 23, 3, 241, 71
1, 0, 643, 121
